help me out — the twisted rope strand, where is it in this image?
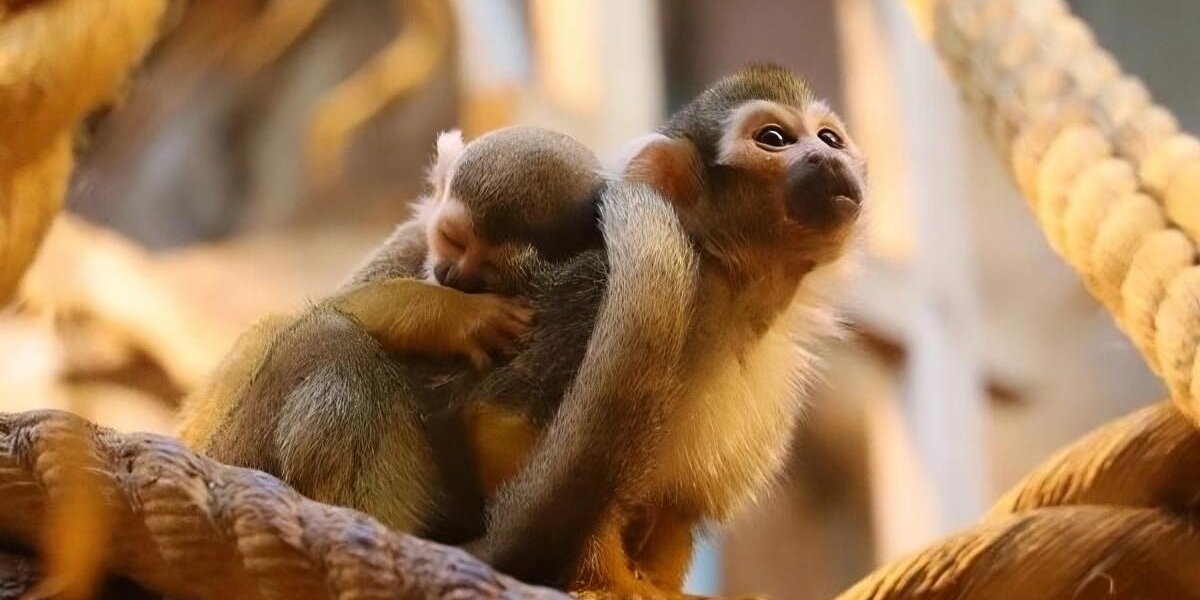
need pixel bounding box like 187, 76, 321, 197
831, 2, 1200, 597
0, 410, 567, 600
916, 0, 1200, 422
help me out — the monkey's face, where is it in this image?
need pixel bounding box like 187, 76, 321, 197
421, 129, 522, 294
423, 196, 530, 294
714, 99, 866, 261
626, 98, 866, 273
424, 198, 492, 293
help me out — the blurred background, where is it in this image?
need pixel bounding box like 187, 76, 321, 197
2, 0, 1197, 598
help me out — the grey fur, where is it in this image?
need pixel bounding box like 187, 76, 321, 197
199, 181, 683, 554
453, 126, 604, 258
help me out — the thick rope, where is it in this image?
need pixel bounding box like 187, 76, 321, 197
907, 0, 1200, 423
835, 402, 1200, 599
0, 0, 166, 305
830, 2, 1200, 597
0, 410, 568, 600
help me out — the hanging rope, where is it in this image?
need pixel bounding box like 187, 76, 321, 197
910, 0, 1200, 424
835, 1, 1200, 597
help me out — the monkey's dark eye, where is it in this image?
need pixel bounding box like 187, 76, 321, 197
754, 125, 794, 149
818, 128, 846, 149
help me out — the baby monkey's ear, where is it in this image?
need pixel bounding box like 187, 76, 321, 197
619, 134, 704, 209
428, 129, 465, 197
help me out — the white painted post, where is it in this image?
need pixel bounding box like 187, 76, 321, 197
837, 0, 990, 562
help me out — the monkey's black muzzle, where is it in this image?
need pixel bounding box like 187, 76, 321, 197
435, 263, 486, 294
785, 153, 863, 231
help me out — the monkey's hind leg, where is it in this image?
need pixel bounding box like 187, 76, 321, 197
178, 313, 294, 452
571, 509, 679, 600
575, 505, 760, 600
628, 506, 698, 592
466, 402, 541, 497
263, 308, 440, 533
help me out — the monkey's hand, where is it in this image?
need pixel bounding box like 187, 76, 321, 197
448, 292, 534, 370
328, 278, 533, 369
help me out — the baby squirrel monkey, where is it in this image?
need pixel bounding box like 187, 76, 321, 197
178, 125, 605, 533
471, 64, 866, 597
345, 124, 603, 369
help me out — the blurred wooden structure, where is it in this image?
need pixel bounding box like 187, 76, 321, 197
0, 0, 165, 303
3, 0, 1200, 598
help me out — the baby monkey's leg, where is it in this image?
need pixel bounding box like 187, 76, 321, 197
180, 276, 534, 533
178, 313, 294, 450
466, 402, 541, 497
462, 421, 662, 597
267, 309, 439, 532
331, 278, 534, 369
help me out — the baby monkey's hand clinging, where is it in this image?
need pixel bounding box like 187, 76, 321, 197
452, 293, 534, 370
328, 279, 533, 370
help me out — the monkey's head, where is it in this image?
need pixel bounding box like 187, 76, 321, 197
624, 64, 866, 277
420, 126, 603, 293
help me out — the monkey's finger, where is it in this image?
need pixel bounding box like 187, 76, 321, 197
493, 313, 532, 339
503, 300, 535, 325
475, 324, 516, 353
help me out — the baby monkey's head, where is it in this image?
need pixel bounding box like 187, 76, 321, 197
626, 64, 866, 275
421, 126, 603, 293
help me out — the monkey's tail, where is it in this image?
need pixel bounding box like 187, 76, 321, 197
479, 181, 700, 585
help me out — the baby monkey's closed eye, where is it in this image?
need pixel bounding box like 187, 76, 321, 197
440, 227, 467, 252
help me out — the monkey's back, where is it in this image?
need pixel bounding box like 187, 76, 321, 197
402, 249, 608, 422
393, 249, 607, 543
477, 248, 608, 421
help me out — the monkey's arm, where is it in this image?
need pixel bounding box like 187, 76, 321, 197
477, 182, 700, 584
180, 274, 529, 449
328, 278, 532, 370
338, 220, 537, 367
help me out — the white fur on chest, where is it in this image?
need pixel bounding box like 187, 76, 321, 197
651, 292, 838, 520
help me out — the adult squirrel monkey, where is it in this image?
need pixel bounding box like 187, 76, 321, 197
472, 64, 866, 597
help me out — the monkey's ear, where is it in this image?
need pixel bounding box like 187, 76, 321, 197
428, 129, 465, 195
621, 134, 703, 208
